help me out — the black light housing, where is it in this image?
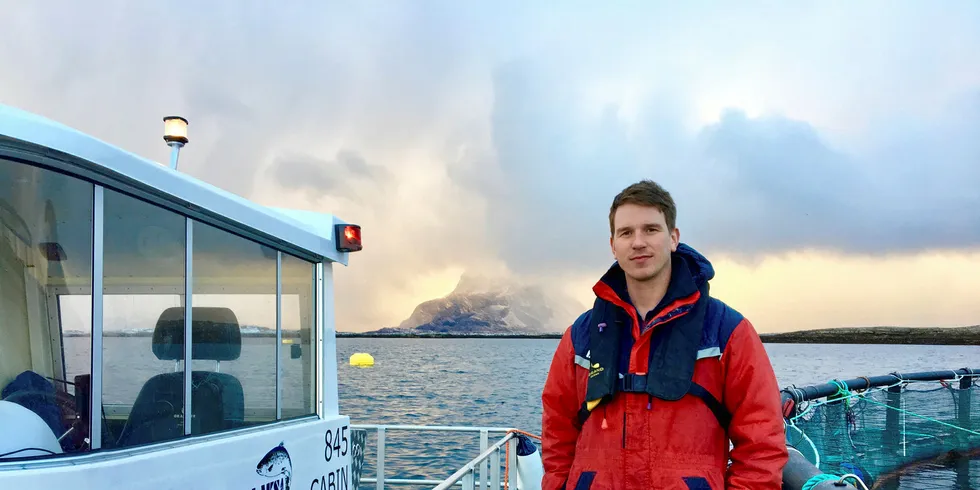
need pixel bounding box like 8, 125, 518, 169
335, 224, 362, 252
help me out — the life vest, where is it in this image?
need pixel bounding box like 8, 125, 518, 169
575, 281, 732, 431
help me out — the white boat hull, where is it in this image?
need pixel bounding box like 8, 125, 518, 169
0, 415, 355, 490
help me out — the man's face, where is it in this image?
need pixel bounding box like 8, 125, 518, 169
609, 203, 679, 282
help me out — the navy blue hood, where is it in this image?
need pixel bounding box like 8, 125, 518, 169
594, 242, 714, 321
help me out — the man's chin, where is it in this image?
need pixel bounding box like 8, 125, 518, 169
624, 268, 659, 283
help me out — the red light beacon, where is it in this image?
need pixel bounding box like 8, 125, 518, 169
335, 223, 363, 253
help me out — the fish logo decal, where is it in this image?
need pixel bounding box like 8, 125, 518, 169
256, 442, 292, 490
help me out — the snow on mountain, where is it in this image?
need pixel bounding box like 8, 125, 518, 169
387, 272, 584, 334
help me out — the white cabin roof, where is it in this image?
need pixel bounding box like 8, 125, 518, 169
0, 103, 352, 264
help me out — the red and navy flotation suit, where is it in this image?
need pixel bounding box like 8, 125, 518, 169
570, 245, 736, 431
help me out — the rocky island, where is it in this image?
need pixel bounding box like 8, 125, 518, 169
349, 273, 580, 338
340, 276, 980, 345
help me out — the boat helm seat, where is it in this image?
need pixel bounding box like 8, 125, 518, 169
115, 306, 245, 448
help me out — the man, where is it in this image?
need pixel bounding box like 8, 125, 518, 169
540, 180, 787, 489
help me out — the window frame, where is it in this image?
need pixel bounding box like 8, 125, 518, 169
0, 141, 328, 465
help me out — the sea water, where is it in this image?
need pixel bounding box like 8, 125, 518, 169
337, 339, 980, 489
60, 337, 980, 488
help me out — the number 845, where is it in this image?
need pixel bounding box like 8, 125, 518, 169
324, 426, 349, 462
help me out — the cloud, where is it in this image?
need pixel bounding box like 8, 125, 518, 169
689, 102, 980, 257
270, 150, 390, 202
456, 61, 980, 276
3, 1, 980, 330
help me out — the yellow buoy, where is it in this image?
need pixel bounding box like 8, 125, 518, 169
349, 352, 375, 367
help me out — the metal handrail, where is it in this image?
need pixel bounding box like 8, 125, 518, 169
350, 424, 521, 489
781, 367, 979, 405
349, 368, 980, 489
432, 432, 517, 490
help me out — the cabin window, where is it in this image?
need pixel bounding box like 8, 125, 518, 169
1, 156, 322, 462
191, 221, 278, 432
280, 252, 316, 419
0, 158, 94, 458
100, 188, 187, 449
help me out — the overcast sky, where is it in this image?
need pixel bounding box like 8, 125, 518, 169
3, 1, 980, 333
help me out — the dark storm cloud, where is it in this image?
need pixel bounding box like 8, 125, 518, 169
463, 61, 980, 275
681, 97, 980, 257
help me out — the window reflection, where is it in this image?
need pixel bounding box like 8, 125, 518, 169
0, 158, 93, 457
281, 252, 316, 418
191, 221, 277, 431
102, 188, 186, 448
0, 157, 322, 459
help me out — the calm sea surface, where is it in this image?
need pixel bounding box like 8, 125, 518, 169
63, 337, 980, 488
336, 339, 980, 489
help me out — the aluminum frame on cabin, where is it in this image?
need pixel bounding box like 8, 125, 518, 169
89, 186, 105, 450
276, 251, 283, 421
317, 262, 341, 417
183, 218, 194, 436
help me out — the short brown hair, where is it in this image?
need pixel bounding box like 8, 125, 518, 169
609, 180, 677, 235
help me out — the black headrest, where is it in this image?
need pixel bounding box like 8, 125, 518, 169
152, 307, 242, 361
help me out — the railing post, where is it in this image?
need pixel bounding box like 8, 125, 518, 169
462, 469, 475, 490
376, 427, 386, 490
956, 375, 972, 487
479, 429, 489, 489
490, 446, 500, 490
881, 385, 902, 490
507, 438, 518, 490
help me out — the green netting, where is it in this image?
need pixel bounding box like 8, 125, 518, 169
784, 374, 980, 489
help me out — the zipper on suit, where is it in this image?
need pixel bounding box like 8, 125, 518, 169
622, 410, 627, 448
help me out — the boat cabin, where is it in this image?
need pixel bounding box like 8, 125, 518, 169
0, 104, 360, 489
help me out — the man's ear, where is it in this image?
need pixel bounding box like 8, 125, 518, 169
670, 227, 680, 251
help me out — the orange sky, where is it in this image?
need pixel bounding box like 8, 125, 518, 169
330, 247, 980, 334
704, 249, 980, 332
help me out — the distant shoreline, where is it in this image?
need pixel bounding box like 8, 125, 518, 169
337, 332, 564, 339
336, 325, 980, 345
64, 326, 980, 345
757, 326, 980, 346
66, 331, 304, 339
